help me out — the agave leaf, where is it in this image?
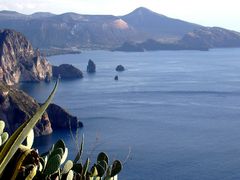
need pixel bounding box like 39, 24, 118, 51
0, 79, 59, 175
25, 165, 37, 180
73, 134, 84, 163
25, 129, 34, 149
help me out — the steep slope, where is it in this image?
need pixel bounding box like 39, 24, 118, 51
0, 8, 240, 51
0, 12, 135, 49
0, 82, 82, 136
180, 27, 240, 48
0, 29, 52, 85
115, 26, 240, 52
121, 7, 202, 40
0, 7, 202, 49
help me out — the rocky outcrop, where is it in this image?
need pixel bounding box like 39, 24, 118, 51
0, 29, 52, 85
0, 82, 82, 136
0, 82, 52, 136
46, 103, 83, 129
52, 64, 83, 79
116, 65, 125, 72
87, 59, 96, 73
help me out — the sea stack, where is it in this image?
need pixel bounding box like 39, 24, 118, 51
87, 59, 96, 73
116, 65, 125, 72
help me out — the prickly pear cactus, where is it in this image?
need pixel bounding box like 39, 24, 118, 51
0, 120, 9, 147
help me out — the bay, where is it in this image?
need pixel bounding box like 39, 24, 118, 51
19, 49, 240, 179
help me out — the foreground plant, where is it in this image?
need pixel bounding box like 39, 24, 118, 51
0, 79, 122, 179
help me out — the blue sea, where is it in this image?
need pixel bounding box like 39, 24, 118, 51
19, 49, 240, 180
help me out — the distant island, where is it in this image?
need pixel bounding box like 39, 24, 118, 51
0, 7, 240, 52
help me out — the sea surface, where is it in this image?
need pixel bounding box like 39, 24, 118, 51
19, 49, 240, 180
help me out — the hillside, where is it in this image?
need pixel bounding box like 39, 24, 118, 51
0, 7, 240, 51
0, 29, 52, 85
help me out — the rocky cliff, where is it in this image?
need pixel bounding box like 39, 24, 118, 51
0, 29, 52, 85
52, 64, 83, 79
0, 82, 81, 136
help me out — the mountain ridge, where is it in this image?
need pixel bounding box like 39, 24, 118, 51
0, 7, 239, 51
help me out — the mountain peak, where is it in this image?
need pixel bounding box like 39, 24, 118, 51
126, 7, 165, 18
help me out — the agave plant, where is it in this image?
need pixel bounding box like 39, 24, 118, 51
0, 79, 122, 180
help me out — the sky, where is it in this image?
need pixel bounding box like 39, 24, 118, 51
0, 0, 239, 31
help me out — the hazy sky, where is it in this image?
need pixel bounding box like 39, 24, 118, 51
0, 0, 239, 31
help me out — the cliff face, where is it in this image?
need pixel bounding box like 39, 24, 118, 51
0, 29, 52, 85
0, 82, 81, 136
0, 82, 52, 136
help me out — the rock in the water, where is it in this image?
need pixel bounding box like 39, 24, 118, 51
116, 65, 125, 72
114, 75, 118, 80
0, 29, 52, 85
46, 103, 83, 129
87, 59, 96, 73
52, 64, 83, 79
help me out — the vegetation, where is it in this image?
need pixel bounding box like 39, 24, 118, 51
0, 79, 122, 179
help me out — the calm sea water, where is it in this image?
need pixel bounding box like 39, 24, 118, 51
19, 49, 240, 180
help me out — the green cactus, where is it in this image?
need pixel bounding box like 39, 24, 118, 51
0, 120, 9, 147
96, 160, 108, 177
111, 160, 122, 177
1, 132, 8, 145
62, 160, 73, 174
43, 154, 62, 176
97, 152, 109, 164
0, 121, 5, 135
66, 170, 74, 180
72, 163, 83, 174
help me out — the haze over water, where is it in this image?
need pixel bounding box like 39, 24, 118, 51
20, 49, 240, 179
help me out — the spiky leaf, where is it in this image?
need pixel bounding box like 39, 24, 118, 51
25, 129, 34, 149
